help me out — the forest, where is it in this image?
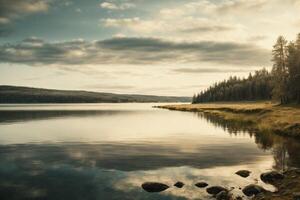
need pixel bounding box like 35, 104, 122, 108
0, 85, 191, 103
193, 33, 300, 104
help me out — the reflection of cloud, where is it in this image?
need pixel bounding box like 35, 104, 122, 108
116, 163, 276, 200
0, 142, 277, 200
0, 142, 270, 171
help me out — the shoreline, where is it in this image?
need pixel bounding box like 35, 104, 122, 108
158, 102, 300, 200
157, 102, 300, 139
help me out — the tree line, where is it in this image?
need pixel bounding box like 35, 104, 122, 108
193, 33, 300, 104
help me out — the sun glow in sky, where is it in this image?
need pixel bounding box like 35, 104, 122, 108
0, 0, 300, 96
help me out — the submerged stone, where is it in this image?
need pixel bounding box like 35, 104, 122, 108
260, 171, 284, 183
242, 184, 265, 196
195, 182, 208, 188
206, 186, 227, 195
174, 181, 184, 188
235, 170, 251, 178
141, 182, 169, 193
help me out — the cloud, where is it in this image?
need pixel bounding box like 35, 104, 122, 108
101, 15, 238, 36
247, 35, 267, 42
186, 0, 268, 14
0, 0, 52, 37
173, 68, 250, 74
0, 0, 50, 24
102, 17, 161, 34
85, 84, 136, 90
179, 24, 235, 33
0, 37, 271, 67
100, 2, 135, 10
102, 17, 140, 27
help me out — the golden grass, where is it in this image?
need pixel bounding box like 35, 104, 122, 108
158, 102, 300, 138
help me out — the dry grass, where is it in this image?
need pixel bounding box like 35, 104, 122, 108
158, 102, 300, 138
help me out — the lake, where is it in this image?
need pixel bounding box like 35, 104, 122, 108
0, 103, 299, 200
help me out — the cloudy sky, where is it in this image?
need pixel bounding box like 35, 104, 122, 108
0, 0, 299, 96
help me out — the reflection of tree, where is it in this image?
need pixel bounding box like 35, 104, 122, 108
195, 112, 256, 137
195, 112, 300, 171
272, 143, 288, 171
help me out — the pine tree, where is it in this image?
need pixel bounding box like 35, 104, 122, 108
271, 36, 289, 104
287, 34, 300, 103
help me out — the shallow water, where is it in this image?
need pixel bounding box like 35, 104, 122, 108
0, 103, 299, 200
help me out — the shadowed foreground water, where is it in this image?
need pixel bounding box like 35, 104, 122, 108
0, 104, 299, 200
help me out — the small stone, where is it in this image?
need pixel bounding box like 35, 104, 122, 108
141, 182, 169, 193
260, 171, 284, 183
235, 196, 243, 200
206, 186, 228, 195
236, 170, 251, 178
293, 192, 300, 200
195, 182, 208, 188
242, 184, 266, 196
174, 181, 184, 188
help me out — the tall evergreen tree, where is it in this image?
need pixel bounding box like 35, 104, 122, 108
271, 36, 289, 104
193, 33, 300, 104
287, 34, 300, 103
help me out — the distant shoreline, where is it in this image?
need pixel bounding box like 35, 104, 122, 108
0, 85, 191, 104
158, 102, 300, 139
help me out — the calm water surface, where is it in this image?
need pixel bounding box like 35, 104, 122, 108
0, 103, 299, 200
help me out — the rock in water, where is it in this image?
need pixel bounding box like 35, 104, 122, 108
195, 182, 208, 188
236, 170, 251, 178
294, 192, 300, 200
206, 186, 228, 195
174, 181, 184, 188
242, 184, 265, 196
235, 196, 243, 200
141, 182, 169, 193
260, 171, 284, 183
216, 190, 231, 200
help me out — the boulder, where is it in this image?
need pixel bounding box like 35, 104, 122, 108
235, 170, 251, 178
141, 182, 169, 193
206, 186, 228, 195
195, 182, 208, 188
242, 184, 265, 196
216, 190, 231, 200
260, 171, 284, 183
174, 181, 184, 188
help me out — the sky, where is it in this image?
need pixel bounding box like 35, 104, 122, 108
0, 0, 300, 96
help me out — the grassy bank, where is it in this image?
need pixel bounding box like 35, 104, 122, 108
158, 102, 300, 138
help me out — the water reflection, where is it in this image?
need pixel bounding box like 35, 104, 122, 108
196, 112, 300, 171
0, 143, 273, 200
0, 110, 134, 124
0, 104, 299, 200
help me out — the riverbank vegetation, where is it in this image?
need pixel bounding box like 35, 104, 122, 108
193, 33, 300, 104
158, 102, 300, 138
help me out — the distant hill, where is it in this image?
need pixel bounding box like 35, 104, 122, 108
0, 85, 191, 103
